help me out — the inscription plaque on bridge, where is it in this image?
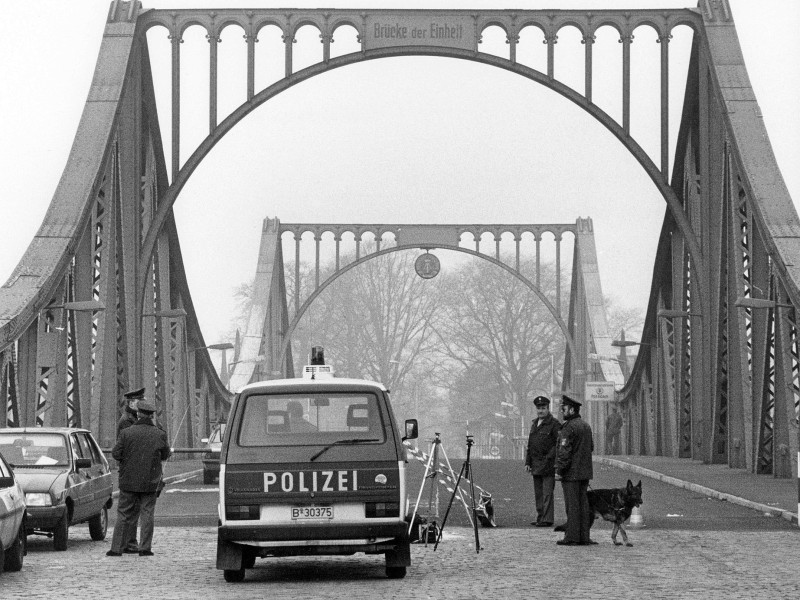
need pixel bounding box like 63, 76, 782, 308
365, 15, 476, 51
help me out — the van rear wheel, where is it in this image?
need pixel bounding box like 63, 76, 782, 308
243, 551, 256, 569
224, 568, 245, 582
386, 566, 406, 579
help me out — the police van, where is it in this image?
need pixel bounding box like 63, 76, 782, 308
216, 350, 418, 582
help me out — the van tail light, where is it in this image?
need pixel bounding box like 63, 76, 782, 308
365, 502, 400, 518
225, 505, 260, 520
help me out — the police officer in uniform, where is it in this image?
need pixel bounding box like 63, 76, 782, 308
525, 395, 561, 527
107, 398, 171, 557
116, 387, 145, 553
555, 394, 595, 546
117, 387, 143, 437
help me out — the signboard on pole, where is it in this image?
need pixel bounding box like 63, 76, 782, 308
584, 381, 616, 402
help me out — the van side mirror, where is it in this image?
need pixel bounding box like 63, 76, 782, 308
0, 476, 13, 489
75, 457, 91, 469
402, 419, 419, 441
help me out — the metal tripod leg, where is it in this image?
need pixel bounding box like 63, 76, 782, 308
408, 439, 437, 537
435, 435, 481, 553
438, 443, 474, 526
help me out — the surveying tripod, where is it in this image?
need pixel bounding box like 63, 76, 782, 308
408, 433, 472, 545
434, 434, 481, 553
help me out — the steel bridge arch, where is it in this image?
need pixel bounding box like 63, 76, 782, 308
276, 243, 580, 373
138, 43, 705, 319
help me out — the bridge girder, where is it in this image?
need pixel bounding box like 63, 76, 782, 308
0, 1, 797, 480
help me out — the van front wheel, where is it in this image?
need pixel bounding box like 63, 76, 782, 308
386, 566, 406, 579
224, 568, 245, 583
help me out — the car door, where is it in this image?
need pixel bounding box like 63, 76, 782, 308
68, 433, 94, 523
81, 433, 111, 513
0, 454, 24, 549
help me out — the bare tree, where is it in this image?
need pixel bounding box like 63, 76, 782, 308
434, 259, 566, 422
604, 296, 645, 342
281, 247, 445, 399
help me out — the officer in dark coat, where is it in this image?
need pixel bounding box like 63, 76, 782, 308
117, 387, 143, 437
555, 394, 595, 546
107, 399, 171, 557
525, 395, 561, 527
115, 387, 145, 553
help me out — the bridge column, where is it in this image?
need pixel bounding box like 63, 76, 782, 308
658, 32, 672, 178
283, 31, 295, 78
207, 32, 219, 132
582, 33, 595, 102
620, 32, 633, 135
169, 29, 182, 180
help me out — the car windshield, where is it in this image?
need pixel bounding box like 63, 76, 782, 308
237, 393, 385, 447
0, 433, 70, 467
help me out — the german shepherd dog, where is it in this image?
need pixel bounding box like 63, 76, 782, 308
587, 479, 643, 546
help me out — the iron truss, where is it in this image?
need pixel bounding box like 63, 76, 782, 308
0, 1, 797, 478
228, 217, 624, 453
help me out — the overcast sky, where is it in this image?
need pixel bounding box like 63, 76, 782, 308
1, 0, 798, 346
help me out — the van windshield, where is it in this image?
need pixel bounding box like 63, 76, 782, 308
237, 393, 386, 447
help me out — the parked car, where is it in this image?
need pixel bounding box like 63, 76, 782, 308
0, 451, 26, 574
201, 423, 226, 484
0, 428, 112, 551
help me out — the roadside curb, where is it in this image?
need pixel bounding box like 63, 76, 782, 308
594, 456, 798, 526
111, 469, 202, 499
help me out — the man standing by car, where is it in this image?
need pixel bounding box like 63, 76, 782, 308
116, 387, 143, 554
524, 395, 560, 527
107, 398, 171, 557
555, 394, 595, 546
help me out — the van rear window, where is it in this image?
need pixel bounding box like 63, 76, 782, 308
237, 393, 386, 447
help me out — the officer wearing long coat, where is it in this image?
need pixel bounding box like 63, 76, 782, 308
115, 387, 144, 553
555, 394, 594, 545
108, 399, 171, 557
525, 395, 561, 526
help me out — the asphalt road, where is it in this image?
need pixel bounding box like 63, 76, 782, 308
114, 458, 795, 532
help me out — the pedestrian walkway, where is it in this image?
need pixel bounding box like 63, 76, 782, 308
110, 458, 203, 496
596, 454, 798, 525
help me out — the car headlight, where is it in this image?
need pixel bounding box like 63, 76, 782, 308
25, 492, 53, 506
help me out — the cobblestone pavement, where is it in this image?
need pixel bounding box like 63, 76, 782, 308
4, 524, 799, 599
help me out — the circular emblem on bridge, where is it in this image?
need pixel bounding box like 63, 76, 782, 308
415, 253, 440, 279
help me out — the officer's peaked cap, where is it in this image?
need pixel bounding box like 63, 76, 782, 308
532, 395, 550, 407
124, 387, 145, 400
561, 394, 582, 407
137, 400, 156, 414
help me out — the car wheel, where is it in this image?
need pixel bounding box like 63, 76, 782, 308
53, 514, 69, 551
203, 469, 214, 485
3, 520, 25, 572
88, 506, 108, 541
386, 566, 406, 579
223, 568, 245, 583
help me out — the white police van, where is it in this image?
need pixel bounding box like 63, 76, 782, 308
216, 349, 418, 582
